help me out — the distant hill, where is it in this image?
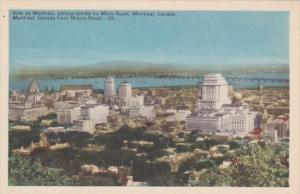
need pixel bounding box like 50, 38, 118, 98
10, 61, 289, 80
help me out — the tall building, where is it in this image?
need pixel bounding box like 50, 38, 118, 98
118, 81, 132, 108
118, 81, 132, 99
196, 74, 231, 113
104, 76, 116, 97
186, 74, 257, 137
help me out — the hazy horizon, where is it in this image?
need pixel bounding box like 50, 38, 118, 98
10, 11, 289, 73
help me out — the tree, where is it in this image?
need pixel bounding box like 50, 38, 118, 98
194, 168, 233, 186
229, 143, 289, 186
9, 130, 40, 153
229, 139, 244, 149
191, 142, 289, 187
9, 155, 74, 186
195, 159, 216, 171
75, 174, 118, 186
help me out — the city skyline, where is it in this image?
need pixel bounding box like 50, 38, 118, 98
8, 72, 290, 187
10, 11, 289, 73
4, 3, 295, 189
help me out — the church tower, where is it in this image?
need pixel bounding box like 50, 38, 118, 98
28, 80, 40, 94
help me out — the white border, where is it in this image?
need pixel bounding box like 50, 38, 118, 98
0, 1, 299, 194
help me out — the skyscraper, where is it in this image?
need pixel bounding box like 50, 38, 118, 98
186, 74, 257, 137
118, 81, 132, 108
196, 74, 231, 113
118, 81, 132, 99
104, 76, 116, 97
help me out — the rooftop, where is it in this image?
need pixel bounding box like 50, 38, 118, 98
61, 85, 93, 90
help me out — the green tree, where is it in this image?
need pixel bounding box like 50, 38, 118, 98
193, 142, 289, 187
9, 155, 74, 186
229, 143, 288, 186
194, 169, 233, 186
195, 159, 216, 171
9, 131, 40, 153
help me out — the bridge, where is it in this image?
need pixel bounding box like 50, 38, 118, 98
155, 75, 289, 84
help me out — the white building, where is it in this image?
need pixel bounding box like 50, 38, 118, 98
80, 104, 109, 124
69, 104, 109, 133
79, 98, 98, 105
130, 95, 144, 107
9, 81, 49, 121
73, 120, 96, 133
56, 102, 109, 129
196, 74, 231, 113
61, 85, 93, 97
168, 110, 192, 122
129, 105, 155, 120
118, 81, 145, 109
186, 74, 257, 137
54, 101, 78, 111
57, 105, 81, 125
118, 81, 132, 108
27, 94, 42, 104
118, 81, 132, 99
26, 80, 42, 104
9, 104, 49, 121
104, 76, 116, 97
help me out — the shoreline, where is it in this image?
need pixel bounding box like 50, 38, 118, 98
9, 72, 289, 81
9, 84, 289, 93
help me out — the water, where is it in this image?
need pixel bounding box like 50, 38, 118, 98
9, 72, 289, 92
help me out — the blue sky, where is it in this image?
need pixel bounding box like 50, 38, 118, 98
9, 11, 289, 72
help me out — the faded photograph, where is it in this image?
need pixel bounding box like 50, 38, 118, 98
8, 10, 289, 186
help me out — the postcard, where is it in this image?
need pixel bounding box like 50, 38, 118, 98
0, 1, 299, 194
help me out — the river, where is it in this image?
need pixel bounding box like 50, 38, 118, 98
9, 72, 289, 92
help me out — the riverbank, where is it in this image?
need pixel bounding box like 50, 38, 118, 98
9, 73, 289, 92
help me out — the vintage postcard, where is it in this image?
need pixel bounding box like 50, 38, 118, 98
0, 1, 299, 194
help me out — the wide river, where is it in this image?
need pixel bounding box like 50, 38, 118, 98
10, 72, 289, 92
